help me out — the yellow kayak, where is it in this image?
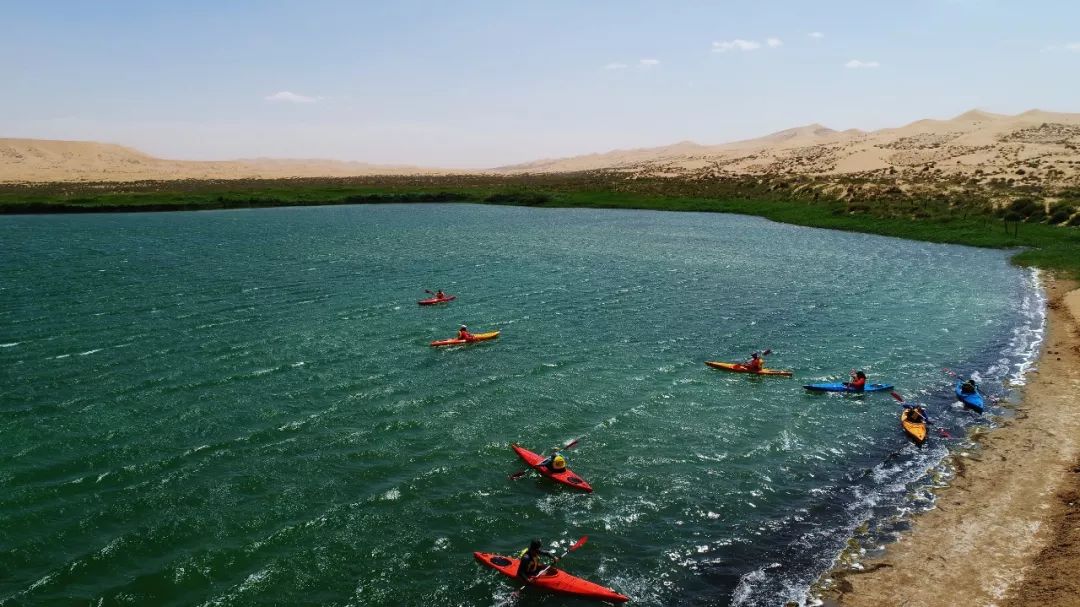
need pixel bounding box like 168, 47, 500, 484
705, 361, 793, 377
901, 408, 927, 445
430, 331, 500, 347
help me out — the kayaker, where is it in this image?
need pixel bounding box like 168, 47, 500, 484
457, 325, 474, 341
538, 449, 568, 474
744, 352, 764, 373
906, 404, 930, 424
435, 289, 446, 300
960, 379, 977, 395
517, 539, 557, 581
845, 370, 867, 391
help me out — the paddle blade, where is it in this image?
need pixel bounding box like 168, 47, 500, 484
568, 536, 588, 552
508, 469, 529, 481
562, 438, 580, 451
762, 349, 772, 356
938, 428, 952, 439
890, 391, 905, 403
943, 367, 957, 377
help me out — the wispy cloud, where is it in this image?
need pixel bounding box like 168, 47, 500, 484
264, 91, 322, 103
808, 31, 825, 39
844, 59, 880, 69
604, 62, 629, 70
1066, 42, 1080, 52
766, 37, 783, 48
712, 39, 761, 52
639, 58, 660, 67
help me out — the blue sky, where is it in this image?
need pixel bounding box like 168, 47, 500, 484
2, 1, 1078, 167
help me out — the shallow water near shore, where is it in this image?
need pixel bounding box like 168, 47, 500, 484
0, 204, 1043, 606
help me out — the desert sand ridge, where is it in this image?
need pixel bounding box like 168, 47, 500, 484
3, 109, 1080, 184
0, 138, 441, 183
491, 109, 1080, 187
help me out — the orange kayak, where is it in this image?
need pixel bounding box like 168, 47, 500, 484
430, 330, 499, 347
705, 361, 793, 377
474, 552, 629, 603
901, 408, 927, 445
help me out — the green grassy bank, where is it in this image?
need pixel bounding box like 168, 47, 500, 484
1, 176, 1077, 279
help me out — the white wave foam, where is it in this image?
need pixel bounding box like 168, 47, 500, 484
0, 342, 19, 348
79, 349, 102, 356
731, 563, 780, 606
1002, 268, 1047, 386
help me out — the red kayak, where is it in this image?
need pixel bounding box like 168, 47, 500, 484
418, 295, 455, 306
473, 552, 629, 603
511, 444, 592, 492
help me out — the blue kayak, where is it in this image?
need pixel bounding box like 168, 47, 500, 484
955, 382, 986, 412
803, 382, 894, 393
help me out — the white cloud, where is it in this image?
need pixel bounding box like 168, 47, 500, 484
639, 58, 660, 66
264, 91, 322, 103
766, 37, 783, 48
712, 39, 761, 52
845, 59, 880, 69
604, 62, 629, 70
808, 32, 825, 39
1066, 42, 1080, 52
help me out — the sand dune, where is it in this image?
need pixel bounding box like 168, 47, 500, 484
3, 109, 1079, 184
0, 138, 438, 183
493, 109, 1080, 187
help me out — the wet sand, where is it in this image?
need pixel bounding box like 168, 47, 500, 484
821, 276, 1080, 607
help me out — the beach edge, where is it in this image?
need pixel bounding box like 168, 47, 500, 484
818, 276, 1080, 607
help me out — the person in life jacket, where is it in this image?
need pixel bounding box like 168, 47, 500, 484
457, 325, 473, 341
846, 370, 867, 391
435, 289, 446, 300
517, 539, 556, 581
960, 379, 977, 395
744, 352, 764, 373
905, 404, 930, 424
539, 449, 568, 474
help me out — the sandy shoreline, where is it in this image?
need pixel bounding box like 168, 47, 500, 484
819, 276, 1080, 607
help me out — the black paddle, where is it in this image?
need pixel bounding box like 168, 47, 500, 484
509, 438, 580, 481
513, 536, 588, 598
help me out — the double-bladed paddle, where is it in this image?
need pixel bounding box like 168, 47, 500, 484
508, 438, 580, 481
891, 391, 939, 430
513, 535, 589, 598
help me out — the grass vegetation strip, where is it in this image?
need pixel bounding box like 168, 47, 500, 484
1, 174, 1077, 278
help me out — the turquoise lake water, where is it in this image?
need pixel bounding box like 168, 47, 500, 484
0, 204, 1044, 606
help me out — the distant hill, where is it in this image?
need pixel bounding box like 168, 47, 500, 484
0, 138, 437, 183
3, 109, 1079, 186
491, 109, 1080, 188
